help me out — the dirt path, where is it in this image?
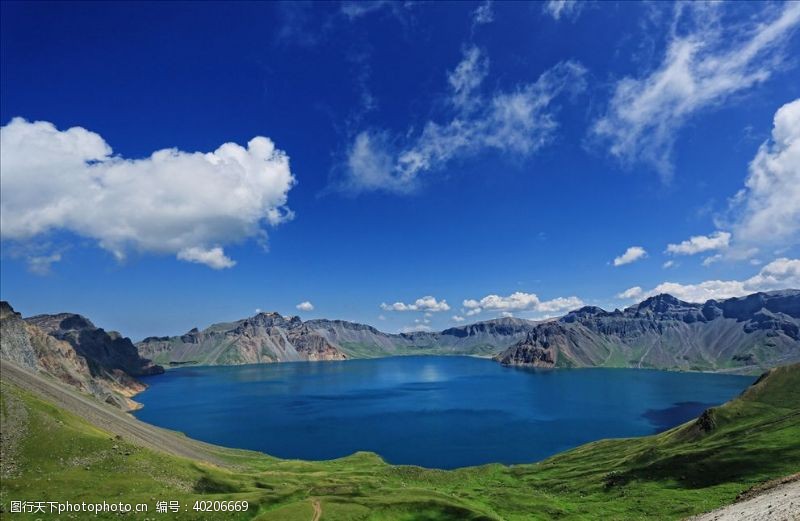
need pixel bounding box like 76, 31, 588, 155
310, 499, 322, 521
1, 361, 232, 467
687, 476, 799, 521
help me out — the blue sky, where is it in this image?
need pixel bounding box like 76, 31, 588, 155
1, 1, 799, 339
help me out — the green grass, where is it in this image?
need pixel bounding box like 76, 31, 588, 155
2, 364, 798, 520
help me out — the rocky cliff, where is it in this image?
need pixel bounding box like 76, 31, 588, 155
0, 302, 163, 410
495, 291, 800, 373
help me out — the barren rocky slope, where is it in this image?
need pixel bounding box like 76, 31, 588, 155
496, 291, 800, 373
0, 301, 162, 410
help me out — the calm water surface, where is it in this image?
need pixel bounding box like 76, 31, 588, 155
135, 356, 752, 469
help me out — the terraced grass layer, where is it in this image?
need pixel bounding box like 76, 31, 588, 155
1, 364, 798, 520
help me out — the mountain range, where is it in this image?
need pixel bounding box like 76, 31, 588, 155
1, 290, 798, 410
136, 314, 539, 365
496, 290, 800, 372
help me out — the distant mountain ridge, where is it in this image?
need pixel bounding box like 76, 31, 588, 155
496, 290, 800, 373
3, 290, 798, 385
137, 314, 540, 365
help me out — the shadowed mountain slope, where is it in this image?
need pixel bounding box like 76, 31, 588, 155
496, 290, 800, 373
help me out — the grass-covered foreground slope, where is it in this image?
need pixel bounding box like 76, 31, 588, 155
1, 364, 798, 520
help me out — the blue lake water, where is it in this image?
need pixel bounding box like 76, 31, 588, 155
134, 356, 753, 469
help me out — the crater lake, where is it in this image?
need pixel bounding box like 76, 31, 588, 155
134, 356, 753, 469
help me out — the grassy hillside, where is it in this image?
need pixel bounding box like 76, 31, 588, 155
1, 364, 798, 520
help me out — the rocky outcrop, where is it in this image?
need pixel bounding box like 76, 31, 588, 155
496, 290, 800, 373
26, 312, 162, 377
0, 302, 162, 410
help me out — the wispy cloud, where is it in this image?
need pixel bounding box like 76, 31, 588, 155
336, 46, 586, 194
592, 2, 800, 180
472, 1, 494, 27
542, 1, 584, 22
0, 118, 295, 270
613, 246, 647, 266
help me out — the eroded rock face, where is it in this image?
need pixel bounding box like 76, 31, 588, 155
25, 313, 162, 377
496, 290, 800, 372
1, 302, 160, 410
138, 312, 347, 366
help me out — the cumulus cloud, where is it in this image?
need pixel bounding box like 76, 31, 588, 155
338, 46, 586, 194
462, 291, 583, 316
725, 98, 800, 251
592, 2, 800, 179
0, 118, 295, 269
663, 260, 677, 269
543, 1, 583, 22
380, 296, 451, 312
296, 301, 314, 311
640, 257, 800, 302
452, 315, 465, 322
666, 231, 731, 255
177, 247, 236, 270
613, 246, 647, 266
617, 286, 643, 300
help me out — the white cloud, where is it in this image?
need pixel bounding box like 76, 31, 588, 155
472, 1, 494, 26
613, 246, 647, 266
177, 247, 236, 270
296, 301, 314, 312
448, 46, 489, 110
666, 231, 731, 255
462, 291, 583, 314
642, 257, 800, 302
617, 286, 643, 300
0, 118, 295, 269
400, 324, 433, 334
701, 254, 723, 267
378, 314, 387, 321
500, 311, 514, 318
592, 2, 800, 179
26, 252, 62, 276
663, 260, 677, 269
543, 1, 583, 22
339, 47, 586, 194
452, 315, 465, 322
725, 98, 800, 251
380, 295, 450, 312
340, 1, 402, 21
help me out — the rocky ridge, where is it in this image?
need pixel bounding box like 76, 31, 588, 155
137, 315, 540, 366
0, 301, 162, 410
495, 291, 800, 373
